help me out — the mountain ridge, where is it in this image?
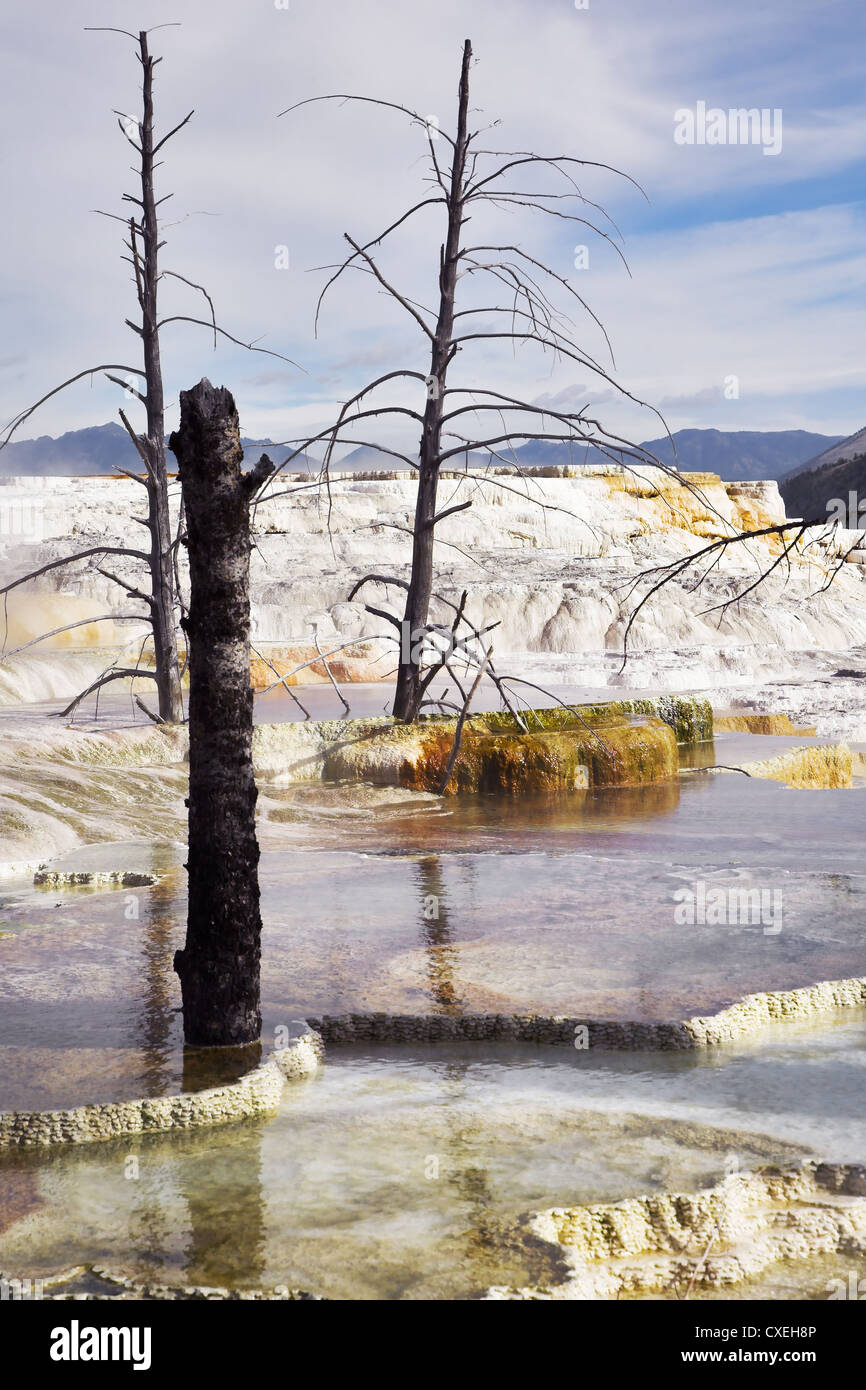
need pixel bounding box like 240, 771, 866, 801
0, 421, 845, 482
0, 422, 317, 476
779, 424, 866, 522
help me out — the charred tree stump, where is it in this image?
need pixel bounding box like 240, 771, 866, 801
169, 379, 274, 1046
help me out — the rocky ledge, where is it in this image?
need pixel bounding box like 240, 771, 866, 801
0, 1026, 322, 1149
310, 975, 866, 1049
487, 1163, 866, 1299
253, 694, 711, 794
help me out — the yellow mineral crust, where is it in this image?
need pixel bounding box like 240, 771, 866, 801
487, 1163, 866, 1300
737, 743, 852, 789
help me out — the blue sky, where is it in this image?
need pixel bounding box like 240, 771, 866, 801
0, 0, 864, 453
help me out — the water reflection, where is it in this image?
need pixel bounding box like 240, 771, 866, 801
136, 851, 179, 1098
432, 1057, 568, 1294
178, 1123, 267, 1288
0, 1123, 269, 1292
415, 857, 465, 1015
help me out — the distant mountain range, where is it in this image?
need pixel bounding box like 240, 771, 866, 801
632, 429, 844, 483
0, 422, 318, 476
779, 425, 866, 522
0, 421, 846, 483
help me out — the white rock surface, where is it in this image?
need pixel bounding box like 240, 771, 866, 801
1, 465, 865, 728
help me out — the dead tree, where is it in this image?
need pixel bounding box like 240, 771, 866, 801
277, 37, 671, 721
126, 26, 184, 721
169, 379, 274, 1047
0, 25, 296, 723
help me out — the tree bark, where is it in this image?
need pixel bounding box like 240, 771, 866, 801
392, 38, 472, 722
169, 379, 274, 1046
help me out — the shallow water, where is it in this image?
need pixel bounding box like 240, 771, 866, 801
2, 1034, 866, 1300
0, 677, 677, 728
1, 729, 866, 1109
1, 709, 865, 1300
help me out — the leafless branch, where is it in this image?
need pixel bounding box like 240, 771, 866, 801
53, 666, 159, 720
1, 614, 149, 662
439, 644, 492, 793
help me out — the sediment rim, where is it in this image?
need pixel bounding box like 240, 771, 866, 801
308, 974, 866, 1050
4, 975, 865, 1151
0, 1265, 323, 1301
0, 1027, 322, 1149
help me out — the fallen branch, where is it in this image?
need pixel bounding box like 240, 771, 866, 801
250, 642, 311, 719
54, 666, 159, 719
134, 695, 165, 724
313, 626, 351, 715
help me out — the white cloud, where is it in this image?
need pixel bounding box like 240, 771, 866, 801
0, 0, 863, 444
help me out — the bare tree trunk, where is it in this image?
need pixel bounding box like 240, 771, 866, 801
1, 29, 301, 725
169, 379, 274, 1047
283, 39, 666, 721
393, 38, 472, 722
139, 31, 184, 723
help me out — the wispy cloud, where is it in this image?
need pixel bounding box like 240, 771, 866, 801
0, 0, 862, 442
